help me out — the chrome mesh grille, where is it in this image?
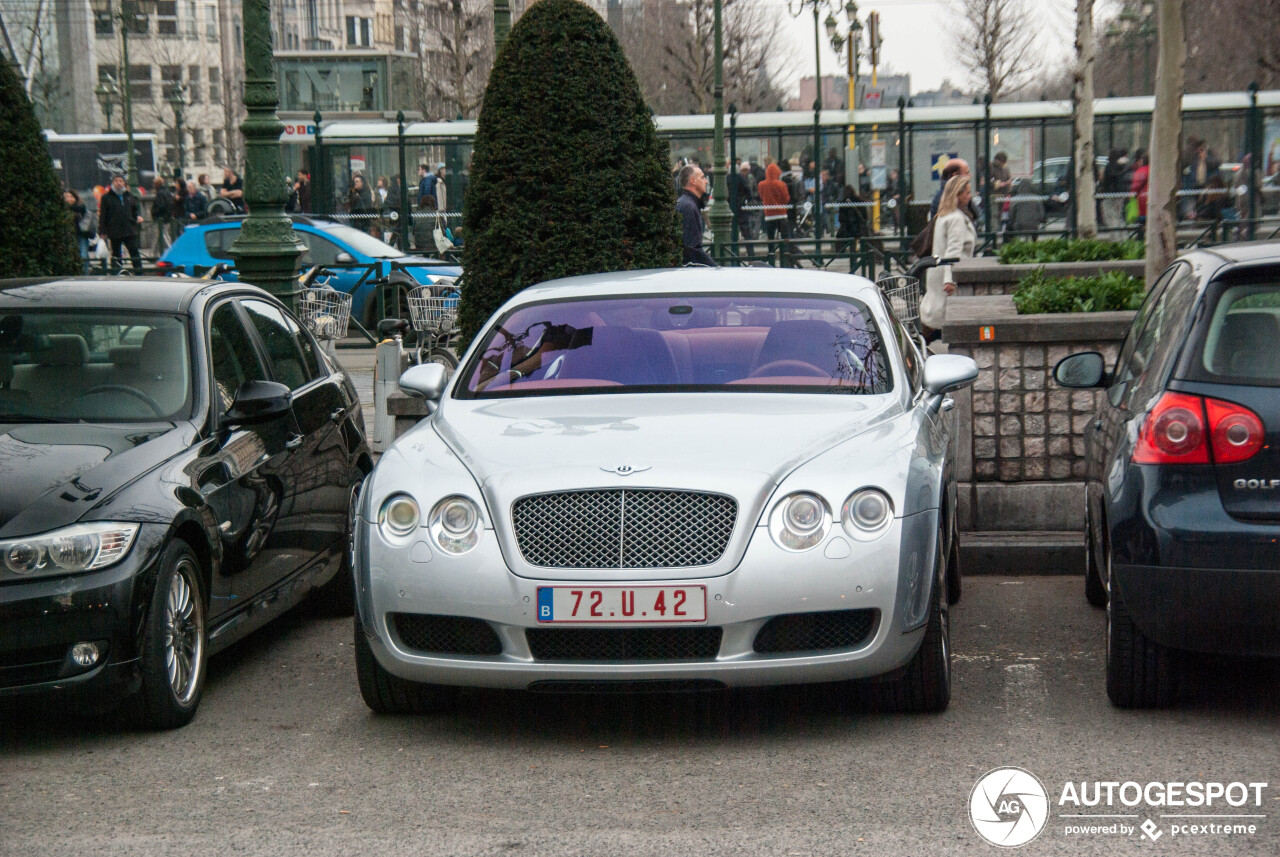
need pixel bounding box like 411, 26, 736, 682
512, 489, 737, 569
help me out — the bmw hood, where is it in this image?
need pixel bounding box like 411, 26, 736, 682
0, 422, 192, 537
435, 392, 901, 498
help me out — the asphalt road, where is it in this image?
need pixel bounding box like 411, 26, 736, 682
3, 576, 1278, 857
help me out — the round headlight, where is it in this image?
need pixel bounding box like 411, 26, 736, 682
769, 492, 831, 551
378, 494, 421, 539
5, 542, 42, 574
429, 495, 482, 555
50, 533, 97, 570
842, 488, 894, 540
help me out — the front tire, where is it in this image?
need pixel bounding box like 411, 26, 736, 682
874, 525, 951, 713
946, 512, 962, 605
354, 615, 458, 715
310, 481, 361, 616
1105, 555, 1177, 708
133, 540, 207, 729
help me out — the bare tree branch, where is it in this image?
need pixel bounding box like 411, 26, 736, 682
953, 0, 1036, 101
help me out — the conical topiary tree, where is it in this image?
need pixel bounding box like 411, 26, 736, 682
0, 60, 81, 278
457, 0, 680, 341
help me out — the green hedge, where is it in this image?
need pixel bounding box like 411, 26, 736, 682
997, 238, 1144, 265
456, 0, 679, 343
0, 60, 80, 277
1012, 268, 1145, 314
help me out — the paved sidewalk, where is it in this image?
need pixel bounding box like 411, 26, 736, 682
330, 345, 377, 441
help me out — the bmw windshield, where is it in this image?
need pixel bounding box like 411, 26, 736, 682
459, 294, 893, 398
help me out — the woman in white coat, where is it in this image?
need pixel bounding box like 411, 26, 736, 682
919, 174, 978, 339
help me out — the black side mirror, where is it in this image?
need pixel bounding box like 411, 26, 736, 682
223, 380, 292, 425
1053, 352, 1107, 388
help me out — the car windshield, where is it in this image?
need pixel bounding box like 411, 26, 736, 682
459, 294, 892, 398
318, 224, 403, 258
0, 311, 192, 422
1195, 281, 1280, 386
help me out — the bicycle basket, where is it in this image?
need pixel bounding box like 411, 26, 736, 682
407, 285, 460, 333
298, 288, 353, 340
876, 275, 921, 325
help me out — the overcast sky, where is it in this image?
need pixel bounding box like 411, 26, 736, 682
771, 0, 1086, 97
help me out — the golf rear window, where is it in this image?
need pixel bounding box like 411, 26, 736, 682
1194, 281, 1280, 386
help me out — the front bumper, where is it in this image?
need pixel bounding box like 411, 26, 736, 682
0, 524, 168, 705
355, 511, 936, 691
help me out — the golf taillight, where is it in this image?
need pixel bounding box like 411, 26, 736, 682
1133, 392, 1263, 465
1206, 397, 1265, 464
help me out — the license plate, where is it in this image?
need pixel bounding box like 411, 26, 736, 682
536, 586, 707, 624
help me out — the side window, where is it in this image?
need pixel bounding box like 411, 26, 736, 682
203, 227, 239, 260
1110, 264, 1180, 402
283, 306, 326, 379
209, 302, 266, 413
1127, 265, 1200, 406
300, 232, 341, 267
242, 299, 310, 390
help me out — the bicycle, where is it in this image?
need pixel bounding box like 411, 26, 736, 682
406, 279, 462, 373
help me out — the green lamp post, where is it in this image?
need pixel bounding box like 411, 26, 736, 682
708, 0, 732, 263
229, 0, 305, 309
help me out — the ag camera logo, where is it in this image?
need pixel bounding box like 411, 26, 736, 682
970, 767, 1050, 847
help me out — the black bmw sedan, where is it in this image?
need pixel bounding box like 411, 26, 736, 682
0, 277, 371, 728
1055, 243, 1280, 708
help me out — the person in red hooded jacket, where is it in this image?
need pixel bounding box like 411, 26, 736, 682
757, 161, 795, 266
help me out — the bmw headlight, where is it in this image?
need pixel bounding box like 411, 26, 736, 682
768, 492, 831, 551
841, 489, 894, 541
429, 495, 482, 555
378, 493, 421, 540
1, 523, 139, 578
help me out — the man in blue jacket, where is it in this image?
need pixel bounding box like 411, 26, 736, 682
417, 164, 437, 206
676, 164, 716, 266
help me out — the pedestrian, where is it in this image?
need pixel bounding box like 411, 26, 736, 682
414, 193, 437, 251
98, 174, 144, 273
296, 169, 311, 213
1197, 173, 1235, 236
434, 164, 447, 211
728, 160, 758, 258
1130, 149, 1150, 229
196, 173, 213, 202
376, 176, 392, 240
835, 183, 867, 252
930, 158, 979, 221
781, 159, 806, 233
148, 176, 173, 255
417, 163, 437, 207
349, 174, 374, 235
220, 167, 246, 213
169, 177, 188, 243
920, 174, 977, 343
758, 161, 795, 267
1181, 138, 1220, 220
884, 169, 903, 231
988, 151, 1014, 198
676, 164, 716, 266
65, 189, 94, 273
1005, 179, 1045, 238
184, 179, 207, 223
1099, 148, 1131, 231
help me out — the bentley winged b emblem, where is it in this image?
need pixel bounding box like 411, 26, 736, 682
600, 465, 651, 477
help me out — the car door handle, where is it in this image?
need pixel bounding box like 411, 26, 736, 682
286, 434, 304, 450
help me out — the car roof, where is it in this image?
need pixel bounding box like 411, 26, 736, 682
503, 267, 882, 304
1191, 240, 1280, 267
0, 276, 274, 313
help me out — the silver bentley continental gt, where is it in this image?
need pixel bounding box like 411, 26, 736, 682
352, 268, 978, 713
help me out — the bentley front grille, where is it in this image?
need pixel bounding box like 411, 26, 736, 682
752, 609, 880, 654
511, 489, 737, 569
525, 627, 724, 661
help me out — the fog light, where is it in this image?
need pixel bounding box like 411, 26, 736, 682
70, 642, 100, 667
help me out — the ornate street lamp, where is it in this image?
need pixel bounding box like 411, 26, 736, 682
95, 74, 119, 134
828, 3, 862, 203
167, 83, 187, 178
104, 0, 155, 189
228, 0, 306, 308
708, 0, 731, 262
789, 0, 839, 245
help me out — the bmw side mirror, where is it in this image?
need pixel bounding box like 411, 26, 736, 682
335, 252, 355, 264
223, 380, 292, 426
400, 363, 448, 401
1053, 352, 1107, 388
923, 354, 979, 415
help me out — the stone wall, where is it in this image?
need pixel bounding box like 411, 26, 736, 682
952, 258, 1146, 297
942, 295, 1134, 533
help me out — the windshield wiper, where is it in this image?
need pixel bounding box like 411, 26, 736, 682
0, 414, 81, 423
